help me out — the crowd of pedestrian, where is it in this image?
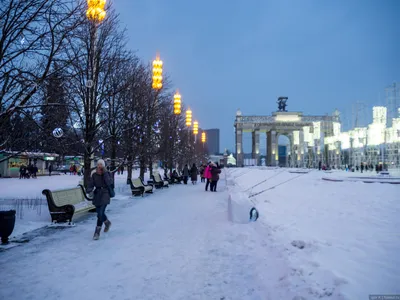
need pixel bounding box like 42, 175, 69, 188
19, 164, 38, 179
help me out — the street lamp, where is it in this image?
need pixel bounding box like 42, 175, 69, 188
152, 55, 163, 90
201, 132, 206, 143
186, 108, 192, 127
86, 0, 107, 22
85, 0, 107, 183
193, 121, 198, 135
173, 91, 181, 115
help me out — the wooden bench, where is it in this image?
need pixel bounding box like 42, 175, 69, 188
127, 178, 153, 196
42, 185, 95, 224
152, 172, 169, 188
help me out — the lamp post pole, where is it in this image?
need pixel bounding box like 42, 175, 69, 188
84, 0, 106, 186
148, 54, 163, 177
173, 91, 182, 170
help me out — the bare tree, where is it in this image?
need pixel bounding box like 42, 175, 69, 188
61, 5, 134, 185
0, 0, 82, 161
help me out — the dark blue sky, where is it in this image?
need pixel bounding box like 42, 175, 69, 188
114, 0, 400, 153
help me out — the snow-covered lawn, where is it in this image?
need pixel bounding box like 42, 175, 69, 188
0, 167, 399, 299
0, 172, 139, 237
227, 167, 400, 299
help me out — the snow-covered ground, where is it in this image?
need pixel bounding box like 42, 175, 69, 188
0, 167, 399, 299
0, 172, 138, 237
226, 167, 400, 299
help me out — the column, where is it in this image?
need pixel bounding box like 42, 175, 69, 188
235, 127, 244, 167
267, 130, 278, 166
299, 130, 305, 168
251, 129, 260, 166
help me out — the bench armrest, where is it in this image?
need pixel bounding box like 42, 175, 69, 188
78, 184, 94, 201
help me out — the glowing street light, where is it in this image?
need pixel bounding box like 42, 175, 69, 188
186, 108, 192, 127
193, 121, 198, 135
152, 54, 163, 90
201, 131, 206, 143
86, 0, 107, 22
173, 91, 181, 115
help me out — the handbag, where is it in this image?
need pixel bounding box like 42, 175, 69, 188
108, 185, 115, 198
104, 171, 115, 198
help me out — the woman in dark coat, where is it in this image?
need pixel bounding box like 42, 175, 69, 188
210, 163, 221, 192
182, 164, 189, 184
87, 159, 113, 240
190, 163, 198, 184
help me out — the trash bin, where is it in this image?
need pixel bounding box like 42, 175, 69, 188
0, 210, 16, 244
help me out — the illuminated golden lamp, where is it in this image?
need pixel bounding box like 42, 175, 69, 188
152, 54, 163, 90
186, 108, 192, 127
86, 0, 107, 22
173, 91, 181, 115
193, 121, 199, 135
201, 132, 206, 143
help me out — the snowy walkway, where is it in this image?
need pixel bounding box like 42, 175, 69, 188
0, 178, 297, 300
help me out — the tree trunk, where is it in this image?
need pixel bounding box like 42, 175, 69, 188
149, 156, 153, 177
139, 157, 145, 180
126, 155, 133, 183
83, 146, 92, 188
110, 135, 117, 172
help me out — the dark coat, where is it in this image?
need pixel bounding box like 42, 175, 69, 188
183, 165, 189, 177
211, 166, 221, 181
87, 171, 112, 206
190, 166, 198, 181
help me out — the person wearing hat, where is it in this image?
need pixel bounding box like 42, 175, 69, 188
210, 162, 221, 192
86, 159, 113, 240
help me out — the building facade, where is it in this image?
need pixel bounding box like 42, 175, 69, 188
205, 129, 220, 155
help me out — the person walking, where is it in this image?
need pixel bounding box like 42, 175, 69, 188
204, 162, 212, 191
190, 163, 198, 184
86, 159, 113, 240
183, 164, 189, 184
48, 164, 53, 176
199, 164, 205, 182
210, 163, 221, 192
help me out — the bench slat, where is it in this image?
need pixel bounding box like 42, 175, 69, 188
52, 188, 84, 207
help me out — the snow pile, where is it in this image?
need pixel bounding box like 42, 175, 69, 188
228, 167, 400, 299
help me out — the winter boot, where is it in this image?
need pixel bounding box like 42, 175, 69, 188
93, 226, 102, 240
104, 220, 111, 233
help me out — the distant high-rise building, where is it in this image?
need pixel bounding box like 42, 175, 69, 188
386, 82, 400, 127
205, 129, 220, 155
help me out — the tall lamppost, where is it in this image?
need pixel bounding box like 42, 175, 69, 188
185, 108, 192, 128
170, 91, 181, 170
146, 54, 163, 177
173, 91, 182, 115
201, 131, 206, 148
85, 0, 106, 185
152, 55, 163, 90
193, 121, 199, 142
192, 121, 199, 162
185, 108, 193, 162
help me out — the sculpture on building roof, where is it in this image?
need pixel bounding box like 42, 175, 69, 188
277, 97, 288, 112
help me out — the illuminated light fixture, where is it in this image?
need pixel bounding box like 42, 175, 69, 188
193, 121, 198, 135
201, 132, 206, 143
173, 91, 181, 115
186, 108, 192, 127
152, 54, 163, 90
86, 0, 107, 22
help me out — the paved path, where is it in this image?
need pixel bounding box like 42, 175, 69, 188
0, 180, 294, 300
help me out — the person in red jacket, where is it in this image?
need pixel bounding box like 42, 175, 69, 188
204, 161, 212, 191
